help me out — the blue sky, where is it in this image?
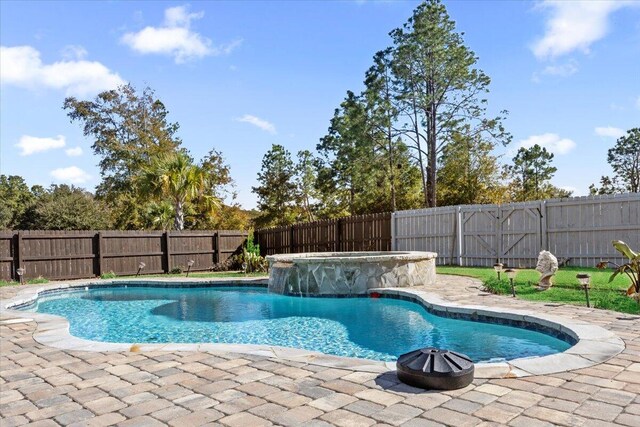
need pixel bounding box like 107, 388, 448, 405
1, 0, 639, 209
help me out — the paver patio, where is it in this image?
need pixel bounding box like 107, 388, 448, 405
1, 275, 639, 426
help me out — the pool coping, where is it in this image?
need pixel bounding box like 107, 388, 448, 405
0, 276, 625, 379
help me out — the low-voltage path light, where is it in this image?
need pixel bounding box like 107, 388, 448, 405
504, 268, 517, 297
576, 273, 591, 308
137, 262, 146, 277
16, 267, 25, 285
493, 263, 504, 281
186, 260, 195, 277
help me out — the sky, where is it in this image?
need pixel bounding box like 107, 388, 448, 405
1, 0, 639, 209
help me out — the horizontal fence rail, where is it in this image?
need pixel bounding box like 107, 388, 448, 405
255, 212, 392, 256
0, 230, 247, 281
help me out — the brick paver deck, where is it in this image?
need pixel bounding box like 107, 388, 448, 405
1, 275, 639, 426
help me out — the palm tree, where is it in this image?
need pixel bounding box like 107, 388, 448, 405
137, 152, 218, 230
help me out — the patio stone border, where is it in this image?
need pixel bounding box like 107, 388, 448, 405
0, 276, 624, 379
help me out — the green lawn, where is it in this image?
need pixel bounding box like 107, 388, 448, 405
0, 277, 50, 287
436, 265, 639, 314
0, 271, 266, 288
115, 271, 268, 279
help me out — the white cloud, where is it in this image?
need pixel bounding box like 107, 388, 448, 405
0, 45, 124, 97
541, 60, 578, 77
50, 166, 91, 184
236, 114, 276, 134
60, 45, 87, 60
516, 133, 576, 155
121, 5, 241, 63
531, 1, 629, 60
16, 135, 66, 156
65, 146, 83, 157
595, 126, 625, 139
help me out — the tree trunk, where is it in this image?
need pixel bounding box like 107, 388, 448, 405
174, 201, 184, 230
427, 103, 437, 207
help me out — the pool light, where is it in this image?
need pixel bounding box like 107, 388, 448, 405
576, 273, 591, 308
137, 262, 146, 277
186, 260, 195, 277
493, 263, 504, 280
16, 267, 25, 285
504, 268, 517, 297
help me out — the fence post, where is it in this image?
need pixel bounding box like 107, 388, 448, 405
456, 207, 463, 266
390, 212, 396, 251
337, 218, 343, 252
496, 205, 503, 264
214, 230, 220, 264
164, 231, 171, 273
13, 232, 22, 280
96, 232, 104, 277
540, 200, 548, 250
289, 226, 295, 254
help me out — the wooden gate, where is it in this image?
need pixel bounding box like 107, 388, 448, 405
460, 205, 500, 267
499, 201, 544, 268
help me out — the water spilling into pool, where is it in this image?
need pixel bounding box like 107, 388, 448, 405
24, 286, 571, 362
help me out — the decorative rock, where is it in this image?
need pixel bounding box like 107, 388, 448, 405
396, 348, 474, 390
266, 252, 437, 296
536, 250, 558, 290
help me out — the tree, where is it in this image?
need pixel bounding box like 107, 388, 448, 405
64, 84, 181, 228
589, 176, 620, 196
390, 0, 510, 207
316, 91, 378, 216
136, 151, 218, 230
0, 175, 36, 229
295, 150, 319, 222
20, 185, 112, 230
508, 144, 570, 201
252, 144, 298, 228
437, 131, 508, 206
607, 128, 640, 193
364, 49, 400, 211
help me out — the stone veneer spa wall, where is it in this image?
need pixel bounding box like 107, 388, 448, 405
266, 251, 437, 296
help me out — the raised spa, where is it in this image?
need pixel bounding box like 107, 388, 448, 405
19, 285, 571, 362
267, 251, 437, 295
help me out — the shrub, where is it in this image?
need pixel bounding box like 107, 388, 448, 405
169, 267, 183, 274
100, 271, 117, 279
597, 240, 640, 304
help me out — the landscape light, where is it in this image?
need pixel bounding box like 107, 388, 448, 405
137, 262, 146, 277
576, 273, 591, 308
186, 260, 195, 277
493, 263, 504, 280
16, 267, 25, 285
504, 268, 517, 297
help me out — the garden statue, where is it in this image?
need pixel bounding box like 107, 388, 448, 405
536, 250, 558, 290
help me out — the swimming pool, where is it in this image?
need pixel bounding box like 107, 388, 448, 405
21, 285, 572, 362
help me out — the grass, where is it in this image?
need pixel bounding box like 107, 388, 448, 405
436, 265, 639, 314
0, 277, 49, 287
114, 271, 267, 279
0, 271, 265, 288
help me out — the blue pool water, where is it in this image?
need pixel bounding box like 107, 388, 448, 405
24, 286, 571, 362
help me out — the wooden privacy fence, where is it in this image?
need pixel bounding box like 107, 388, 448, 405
255, 212, 391, 256
0, 230, 247, 281
393, 193, 640, 268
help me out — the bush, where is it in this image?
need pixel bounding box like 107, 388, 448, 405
169, 267, 183, 274
100, 271, 117, 279
483, 277, 510, 295
241, 231, 268, 273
